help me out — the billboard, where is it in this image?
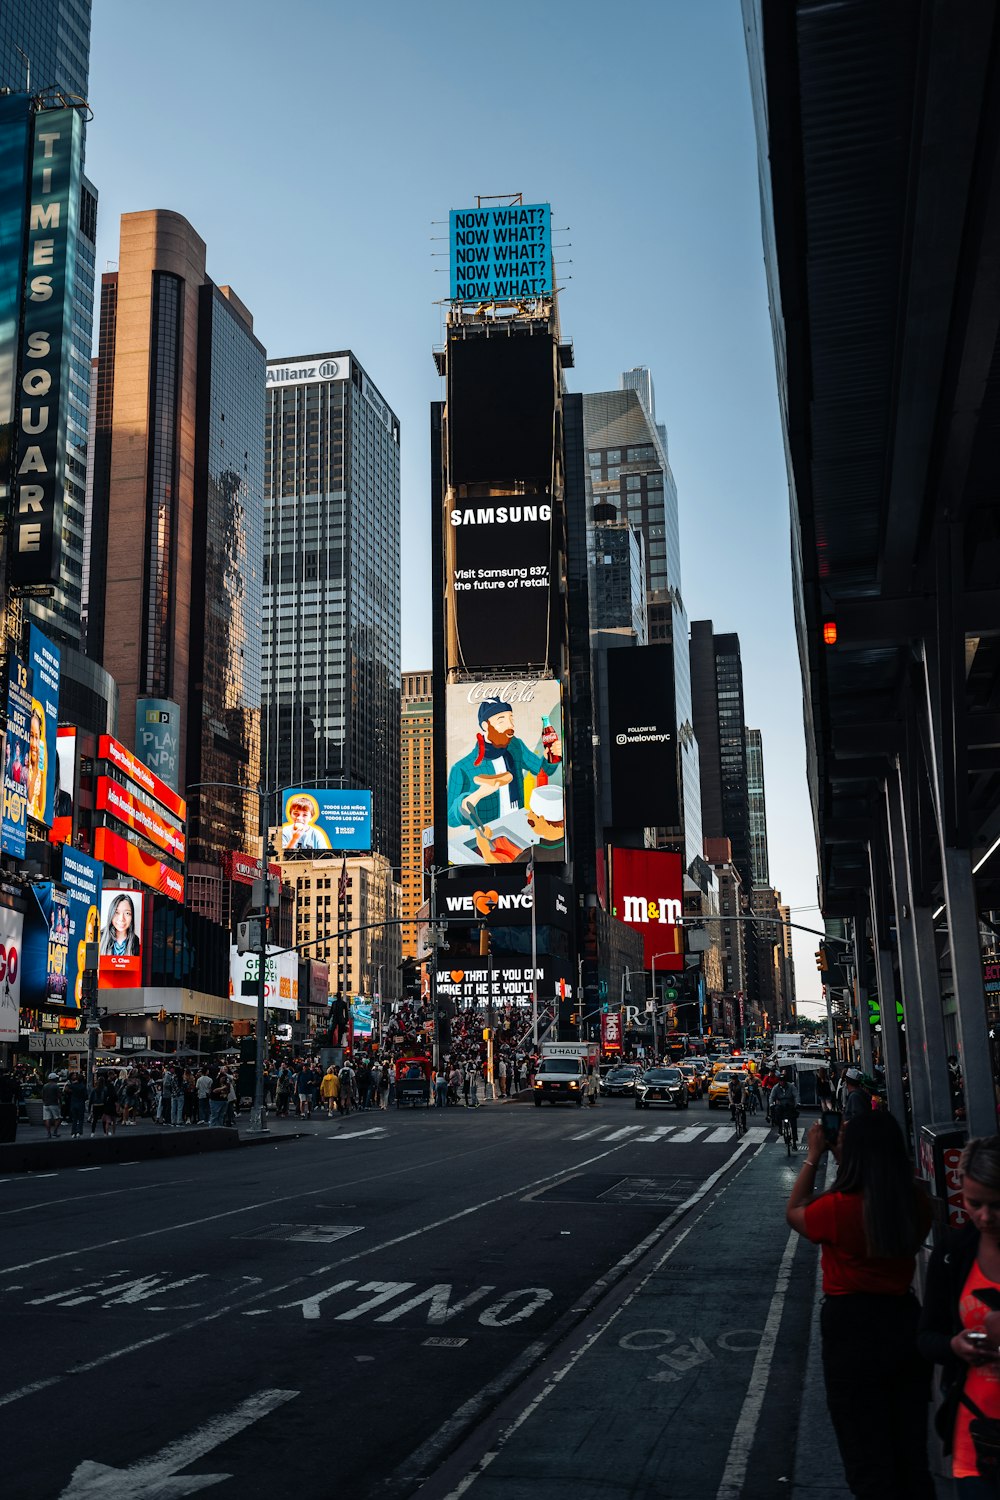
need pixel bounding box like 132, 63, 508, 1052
12, 107, 83, 586
93, 827, 184, 903
447, 328, 556, 488
351, 997, 373, 1037
99, 887, 143, 989
97, 776, 186, 862
23, 882, 69, 1007
49, 725, 76, 846
223, 851, 282, 885
445, 490, 553, 670
449, 203, 552, 302
438, 867, 572, 929
0, 95, 31, 499
606, 644, 679, 829
61, 846, 100, 1009
446, 680, 564, 866
98, 735, 187, 821
135, 698, 180, 792
266, 355, 350, 389
27, 624, 60, 826
602, 1011, 623, 1052
2, 655, 31, 857
435, 960, 549, 1009
280, 788, 372, 853
229, 945, 298, 1012
0, 906, 24, 1043
610, 848, 684, 971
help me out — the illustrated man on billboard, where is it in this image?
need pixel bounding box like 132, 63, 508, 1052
475, 784, 565, 863
447, 696, 561, 848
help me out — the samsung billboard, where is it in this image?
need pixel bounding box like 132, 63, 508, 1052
445, 491, 553, 670
606, 644, 679, 830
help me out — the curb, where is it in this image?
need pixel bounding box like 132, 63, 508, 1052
0, 1125, 241, 1174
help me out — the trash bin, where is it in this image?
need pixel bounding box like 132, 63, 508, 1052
920, 1120, 969, 1228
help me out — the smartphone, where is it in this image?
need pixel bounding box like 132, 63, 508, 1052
821, 1110, 842, 1147
967, 1330, 990, 1346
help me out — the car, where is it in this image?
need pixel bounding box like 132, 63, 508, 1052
635, 1067, 689, 1110
599, 1065, 642, 1097
677, 1061, 703, 1098
708, 1068, 750, 1109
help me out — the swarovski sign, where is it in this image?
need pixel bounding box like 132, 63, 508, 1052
266, 356, 350, 388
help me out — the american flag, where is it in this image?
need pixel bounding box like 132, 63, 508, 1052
338, 856, 348, 903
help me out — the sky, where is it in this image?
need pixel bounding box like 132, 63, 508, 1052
85, 0, 826, 1015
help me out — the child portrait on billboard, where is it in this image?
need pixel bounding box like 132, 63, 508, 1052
281, 792, 332, 853
446, 686, 564, 865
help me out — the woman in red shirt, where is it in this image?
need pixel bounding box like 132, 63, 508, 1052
920, 1135, 1000, 1495
786, 1110, 935, 1498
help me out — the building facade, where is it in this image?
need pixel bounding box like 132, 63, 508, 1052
88, 210, 266, 869
261, 354, 400, 869
401, 670, 433, 959
746, 727, 769, 887
282, 852, 401, 1002
2, 1, 97, 648
583, 376, 703, 870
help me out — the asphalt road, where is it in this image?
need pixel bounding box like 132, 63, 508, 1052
1, 1095, 822, 1499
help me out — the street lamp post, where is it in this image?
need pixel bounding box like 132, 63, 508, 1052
650, 951, 676, 1065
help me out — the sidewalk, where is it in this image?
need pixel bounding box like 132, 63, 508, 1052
414, 1135, 951, 1500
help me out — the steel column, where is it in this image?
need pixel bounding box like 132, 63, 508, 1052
868, 841, 908, 1131
942, 845, 995, 1136
886, 775, 935, 1137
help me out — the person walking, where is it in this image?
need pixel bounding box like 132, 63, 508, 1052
295, 1063, 313, 1119
208, 1072, 228, 1127
41, 1072, 62, 1138
339, 1061, 356, 1117
196, 1067, 212, 1124
89, 1073, 117, 1136
376, 1062, 390, 1111
469, 1063, 480, 1109
320, 1065, 339, 1117
842, 1067, 873, 1121
65, 1071, 88, 1139
920, 1135, 1000, 1494
435, 1066, 448, 1108
786, 1110, 935, 1499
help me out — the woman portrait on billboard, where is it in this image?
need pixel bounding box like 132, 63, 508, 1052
100, 894, 140, 958
26, 706, 45, 822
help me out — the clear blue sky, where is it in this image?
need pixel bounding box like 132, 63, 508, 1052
87, 0, 825, 1014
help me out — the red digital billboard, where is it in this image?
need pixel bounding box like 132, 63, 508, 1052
93, 826, 184, 903
96, 777, 186, 862
98, 735, 187, 821
609, 848, 684, 971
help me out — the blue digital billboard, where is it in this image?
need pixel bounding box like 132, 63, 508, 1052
28, 624, 60, 827
449, 203, 552, 302
280, 789, 373, 853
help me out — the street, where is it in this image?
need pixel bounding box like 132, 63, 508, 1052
3, 1097, 857, 1499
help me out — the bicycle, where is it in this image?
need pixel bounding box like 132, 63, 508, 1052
779, 1110, 796, 1156
730, 1100, 747, 1141
747, 1088, 761, 1116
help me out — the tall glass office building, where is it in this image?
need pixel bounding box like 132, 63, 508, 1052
746, 727, 770, 887
262, 354, 401, 867
583, 374, 703, 870
1, 0, 97, 648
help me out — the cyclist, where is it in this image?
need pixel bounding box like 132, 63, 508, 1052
728, 1072, 748, 1134
746, 1072, 763, 1114
770, 1072, 799, 1148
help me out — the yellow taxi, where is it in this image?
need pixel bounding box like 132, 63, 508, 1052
707, 1067, 749, 1110
677, 1061, 703, 1098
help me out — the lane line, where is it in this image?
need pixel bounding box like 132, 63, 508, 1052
408, 1135, 768, 1499
715, 1227, 800, 1499
0, 1182, 167, 1218
0, 1135, 662, 1401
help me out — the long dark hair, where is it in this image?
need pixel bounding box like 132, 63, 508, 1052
827, 1111, 923, 1258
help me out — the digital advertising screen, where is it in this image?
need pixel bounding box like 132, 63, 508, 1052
280, 788, 372, 853
49, 725, 76, 846
92, 827, 184, 903
609, 848, 684, 971
2, 655, 32, 858
0, 906, 23, 1043
229, 945, 298, 1012
449, 203, 552, 302
99, 887, 144, 989
445, 680, 565, 867
61, 846, 101, 1009
606, 644, 679, 830
27, 624, 60, 827
445, 490, 553, 670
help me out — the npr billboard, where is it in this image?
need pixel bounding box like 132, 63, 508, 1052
609, 847, 683, 971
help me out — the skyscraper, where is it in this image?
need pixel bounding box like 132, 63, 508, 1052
261, 354, 400, 868
401, 670, 433, 958
89, 210, 266, 869
2, 0, 97, 648
583, 375, 702, 868
745, 727, 769, 887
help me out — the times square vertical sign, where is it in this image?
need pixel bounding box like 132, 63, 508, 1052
11, 108, 82, 587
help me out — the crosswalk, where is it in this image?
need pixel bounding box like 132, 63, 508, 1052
569, 1122, 771, 1146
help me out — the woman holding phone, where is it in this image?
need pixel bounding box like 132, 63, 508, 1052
785, 1110, 935, 1498
920, 1136, 1000, 1494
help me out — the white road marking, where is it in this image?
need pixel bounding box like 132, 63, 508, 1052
0, 1135, 655, 1402
409, 1138, 768, 1499
603, 1126, 643, 1142
335, 1281, 415, 1320
568, 1127, 605, 1140
715, 1227, 800, 1499
744, 1126, 770, 1144
375, 1284, 496, 1324
663, 1125, 705, 1143
327, 1127, 386, 1140
634, 1126, 676, 1143
57, 1386, 298, 1497
0, 1183, 168, 1218
705, 1127, 735, 1143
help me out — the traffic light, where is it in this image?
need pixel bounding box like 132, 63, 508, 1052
157, 1008, 168, 1022
601, 1001, 609, 1014
479, 928, 490, 957
482, 1027, 492, 1041
815, 949, 829, 973
569, 1012, 578, 1025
